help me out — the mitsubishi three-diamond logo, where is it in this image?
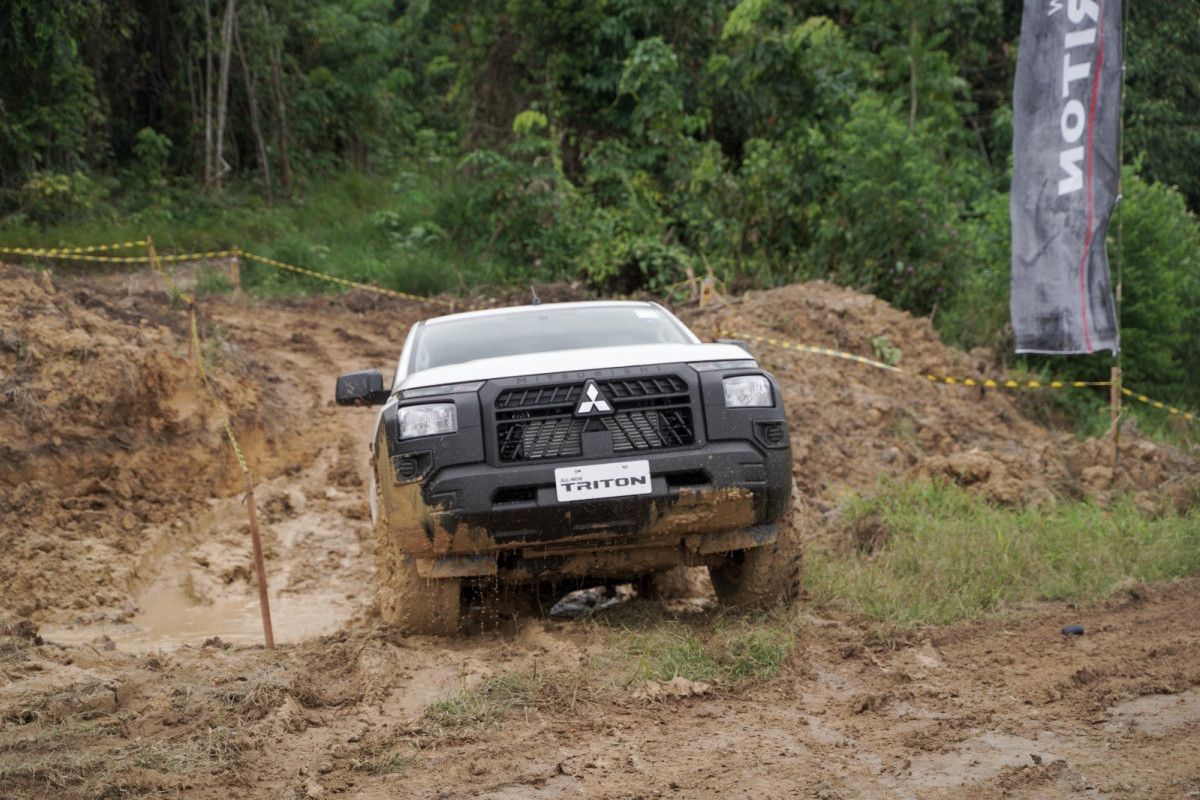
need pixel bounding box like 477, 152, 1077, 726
575, 380, 612, 415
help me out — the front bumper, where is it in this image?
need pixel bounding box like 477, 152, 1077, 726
378, 440, 792, 579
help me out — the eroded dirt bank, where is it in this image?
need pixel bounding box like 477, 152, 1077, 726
2, 264, 1198, 798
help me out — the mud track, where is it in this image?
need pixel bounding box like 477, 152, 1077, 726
2, 264, 1198, 798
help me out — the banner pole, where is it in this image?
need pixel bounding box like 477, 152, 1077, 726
1110, 0, 1128, 481
1110, 366, 1121, 476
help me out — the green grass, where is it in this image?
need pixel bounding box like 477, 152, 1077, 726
0, 168, 531, 302
616, 618, 794, 685
424, 671, 586, 730
805, 479, 1200, 626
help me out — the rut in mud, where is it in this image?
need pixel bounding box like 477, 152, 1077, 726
2, 263, 1198, 799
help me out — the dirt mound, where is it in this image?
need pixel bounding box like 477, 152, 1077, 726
682, 281, 1198, 515
0, 265, 308, 622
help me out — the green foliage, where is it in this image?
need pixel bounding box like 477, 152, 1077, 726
0, 0, 102, 181
805, 93, 982, 313
1113, 169, 1200, 403
1124, 0, 1200, 213
13, 171, 109, 228
3, 0, 1199, 425
132, 128, 172, 183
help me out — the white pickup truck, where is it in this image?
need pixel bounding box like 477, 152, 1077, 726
337, 300, 799, 634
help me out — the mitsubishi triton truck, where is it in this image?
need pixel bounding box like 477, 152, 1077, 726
336, 300, 799, 634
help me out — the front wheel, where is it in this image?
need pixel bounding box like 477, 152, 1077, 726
709, 519, 802, 609
378, 554, 462, 636
373, 477, 461, 635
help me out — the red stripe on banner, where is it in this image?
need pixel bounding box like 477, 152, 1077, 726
1078, 2, 1108, 354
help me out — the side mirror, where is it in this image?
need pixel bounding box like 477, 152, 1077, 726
716, 338, 752, 353
336, 370, 389, 406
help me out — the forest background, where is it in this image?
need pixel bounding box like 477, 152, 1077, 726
2, 0, 1198, 434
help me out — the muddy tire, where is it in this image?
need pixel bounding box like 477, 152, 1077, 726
373, 477, 461, 636
379, 555, 462, 636
709, 518, 803, 609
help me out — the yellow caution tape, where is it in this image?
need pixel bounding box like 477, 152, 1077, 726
146, 240, 195, 308
719, 330, 1113, 389
0, 240, 147, 256
189, 308, 249, 474
921, 375, 1108, 389
237, 250, 462, 308
1121, 388, 1197, 422
0, 249, 234, 264
719, 330, 905, 373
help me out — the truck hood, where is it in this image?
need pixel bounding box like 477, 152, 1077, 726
399, 342, 755, 392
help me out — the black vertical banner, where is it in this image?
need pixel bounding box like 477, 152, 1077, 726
1010, 0, 1121, 354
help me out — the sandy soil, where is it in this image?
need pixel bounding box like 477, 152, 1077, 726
2, 263, 1198, 799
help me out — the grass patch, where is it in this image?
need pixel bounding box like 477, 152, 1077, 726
422, 613, 797, 729
0, 729, 237, 798
353, 748, 418, 776
805, 479, 1200, 626
424, 670, 593, 730
617, 618, 794, 686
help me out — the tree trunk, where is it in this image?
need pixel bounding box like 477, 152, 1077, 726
263, 6, 293, 196
235, 12, 272, 205
213, 0, 236, 196
204, 0, 215, 187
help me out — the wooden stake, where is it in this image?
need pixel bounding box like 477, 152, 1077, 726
700, 264, 715, 309
230, 251, 241, 291
684, 265, 699, 301
243, 470, 275, 649
1110, 366, 1121, 476
147, 234, 159, 292
187, 306, 196, 363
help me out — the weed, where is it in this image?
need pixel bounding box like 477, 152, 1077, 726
870, 335, 902, 367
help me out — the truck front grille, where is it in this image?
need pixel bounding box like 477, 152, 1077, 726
494, 375, 695, 463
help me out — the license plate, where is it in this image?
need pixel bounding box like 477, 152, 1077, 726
554, 460, 652, 503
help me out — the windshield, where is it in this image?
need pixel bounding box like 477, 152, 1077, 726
411, 305, 695, 372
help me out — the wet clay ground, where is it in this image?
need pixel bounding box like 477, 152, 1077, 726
2, 263, 1199, 798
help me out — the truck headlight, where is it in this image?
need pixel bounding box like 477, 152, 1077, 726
399, 403, 457, 439
723, 375, 772, 407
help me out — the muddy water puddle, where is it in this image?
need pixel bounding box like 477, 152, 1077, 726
42, 562, 359, 651
42, 491, 373, 652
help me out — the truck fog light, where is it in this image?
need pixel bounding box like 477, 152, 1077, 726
399, 403, 457, 439
762, 422, 785, 444
723, 375, 772, 407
